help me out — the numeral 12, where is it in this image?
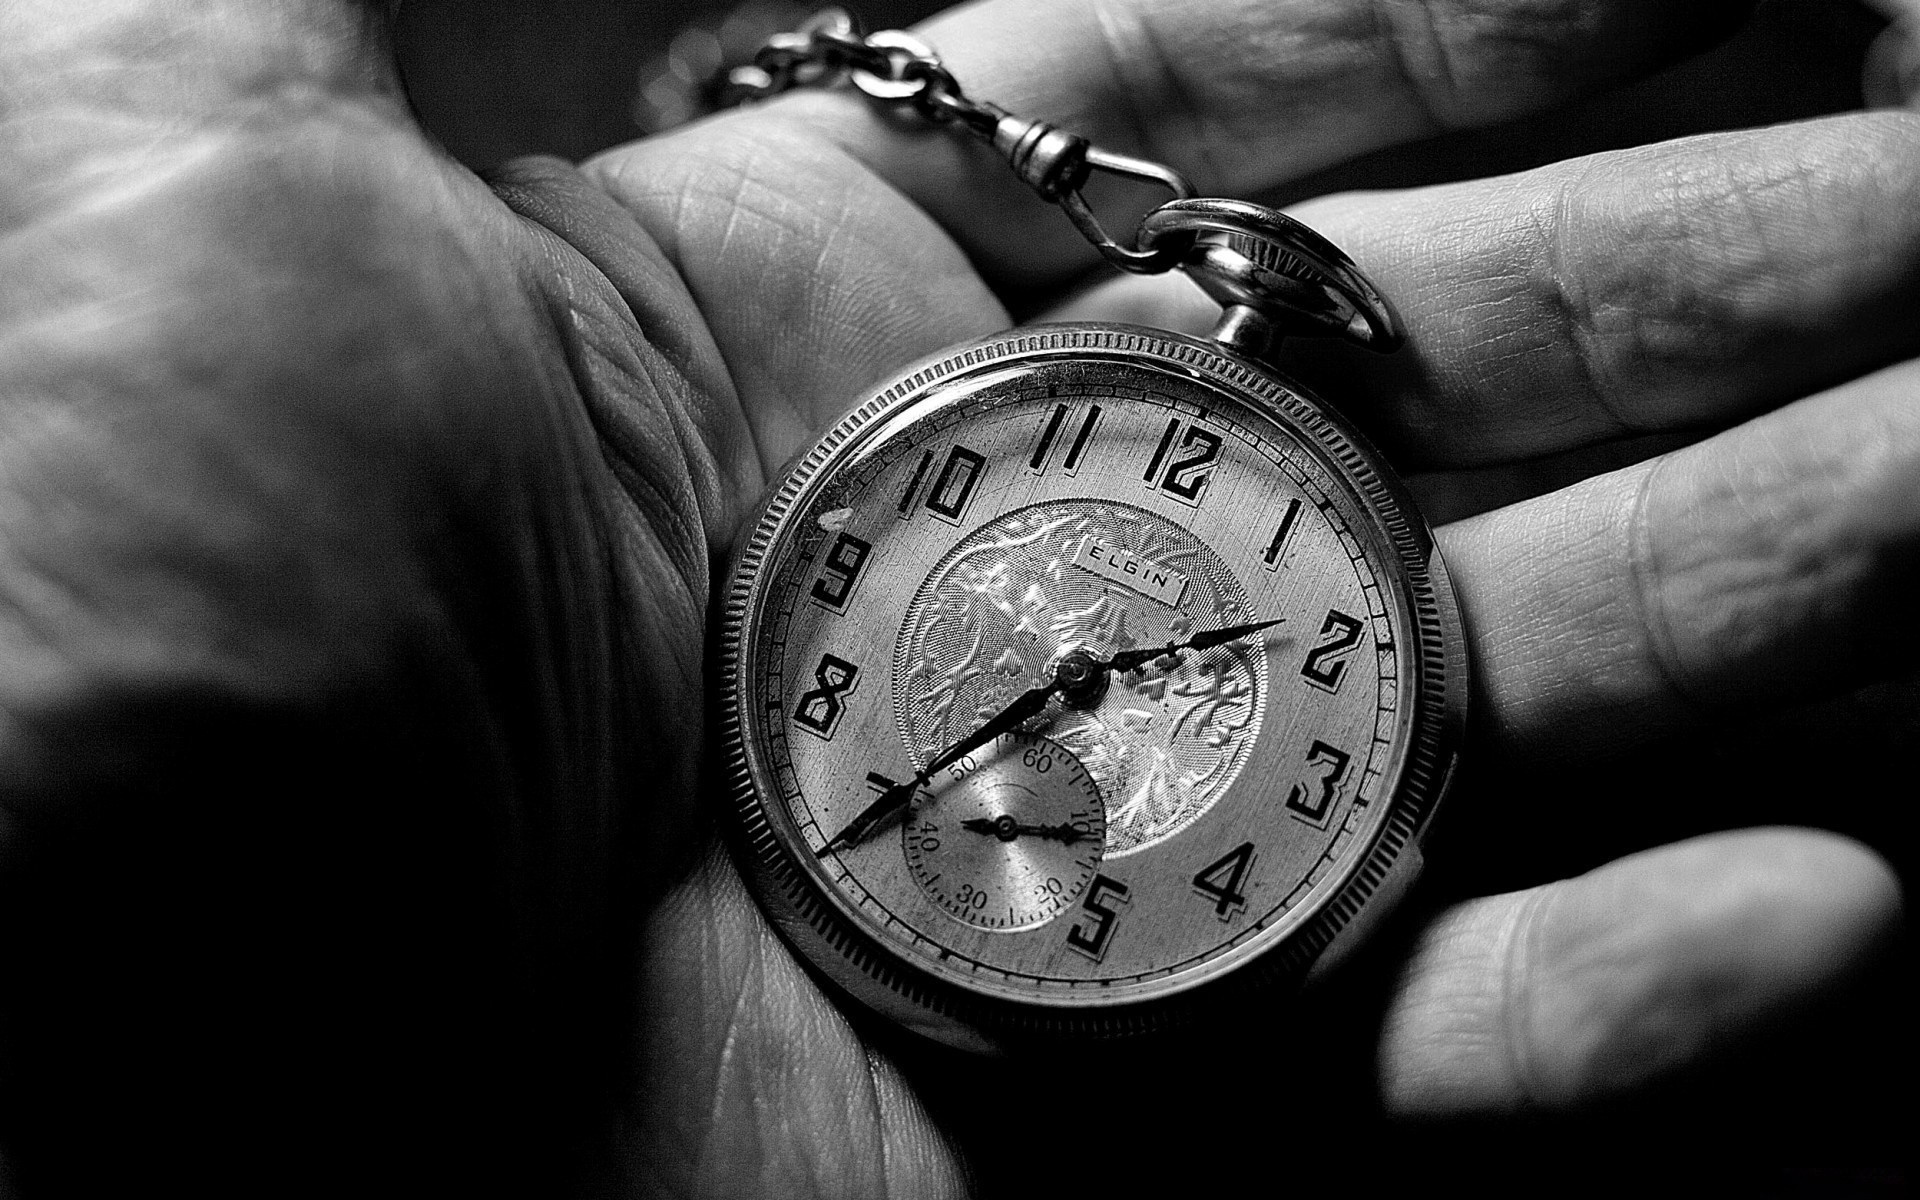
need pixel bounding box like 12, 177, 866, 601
1144, 416, 1222, 504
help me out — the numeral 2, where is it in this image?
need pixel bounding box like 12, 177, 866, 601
792, 653, 859, 738
1300, 608, 1365, 692
1066, 874, 1130, 960
809, 532, 872, 611
1143, 417, 1222, 504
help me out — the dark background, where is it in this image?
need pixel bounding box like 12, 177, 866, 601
394, 0, 1887, 175
390, 0, 1910, 1191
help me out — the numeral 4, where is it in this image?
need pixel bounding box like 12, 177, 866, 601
1191, 841, 1256, 919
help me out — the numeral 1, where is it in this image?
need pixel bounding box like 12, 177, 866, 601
1262, 497, 1302, 569
1062, 404, 1100, 471
897, 449, 934, 515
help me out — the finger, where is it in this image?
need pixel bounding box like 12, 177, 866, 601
1377, 828, 1901, 1114
1045, 111, 1920, 468
762, 0, 1753, 286
584, 115, 1013, 482
1436, 355, 1920, 762
586, 0, 1754, 481
1864, 0, 1920, 108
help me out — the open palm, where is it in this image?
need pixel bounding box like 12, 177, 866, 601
1, 0, 1908, 1193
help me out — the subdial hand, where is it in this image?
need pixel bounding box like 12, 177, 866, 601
960, 815, 1089, 845
819, 617, 1282, 855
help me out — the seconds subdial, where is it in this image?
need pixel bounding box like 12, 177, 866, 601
903, 732, 1106, 931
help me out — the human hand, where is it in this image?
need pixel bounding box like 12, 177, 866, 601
1, 0, 1908, 1193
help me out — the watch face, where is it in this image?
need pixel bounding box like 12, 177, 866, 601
719, 325, 1462, 1044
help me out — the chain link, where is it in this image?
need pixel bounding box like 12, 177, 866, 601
721, 7, 1196, 274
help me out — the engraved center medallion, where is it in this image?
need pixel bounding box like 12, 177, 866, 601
894, 501, 1268, 856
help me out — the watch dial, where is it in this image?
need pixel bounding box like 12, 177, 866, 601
726, 330, 1451, 1020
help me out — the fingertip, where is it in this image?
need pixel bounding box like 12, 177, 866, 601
1378, 828, 1902, 1116
1523, 828, 1902, 1104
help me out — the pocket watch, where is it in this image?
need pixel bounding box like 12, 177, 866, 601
715, 11, 1467, 1052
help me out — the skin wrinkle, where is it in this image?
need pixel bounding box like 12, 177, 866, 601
1084, 0, 1223, 193
1366, 0, 1451, 136
1566, 123, 1920, 421
568, 327, 706, 586
846, 1038, 924, 1200
1499, 881, 1554, 1110
1623, 448, 1700, 716
1540, 157, 1637, 442
1592, 150, 1776, 402
1124, 2, 1221, 192
1258, 114, 1920, 473
857, 1044, 894, 1199
623, 135, 824, 463
592, 119, 1006, 480
672, 860, 760, 1190
700, 899, 765, 1192
637, 849, 942, 1199
1658, 409, 1821, 682
591, 144, 778, 486
489, 176, 739, 571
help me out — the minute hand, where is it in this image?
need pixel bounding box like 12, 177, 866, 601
819, 679, 1064, 856
925, 678, 1060, 776
818, 618, 1282, 856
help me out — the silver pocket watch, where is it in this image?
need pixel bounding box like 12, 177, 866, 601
715, 10, 1466, 1051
